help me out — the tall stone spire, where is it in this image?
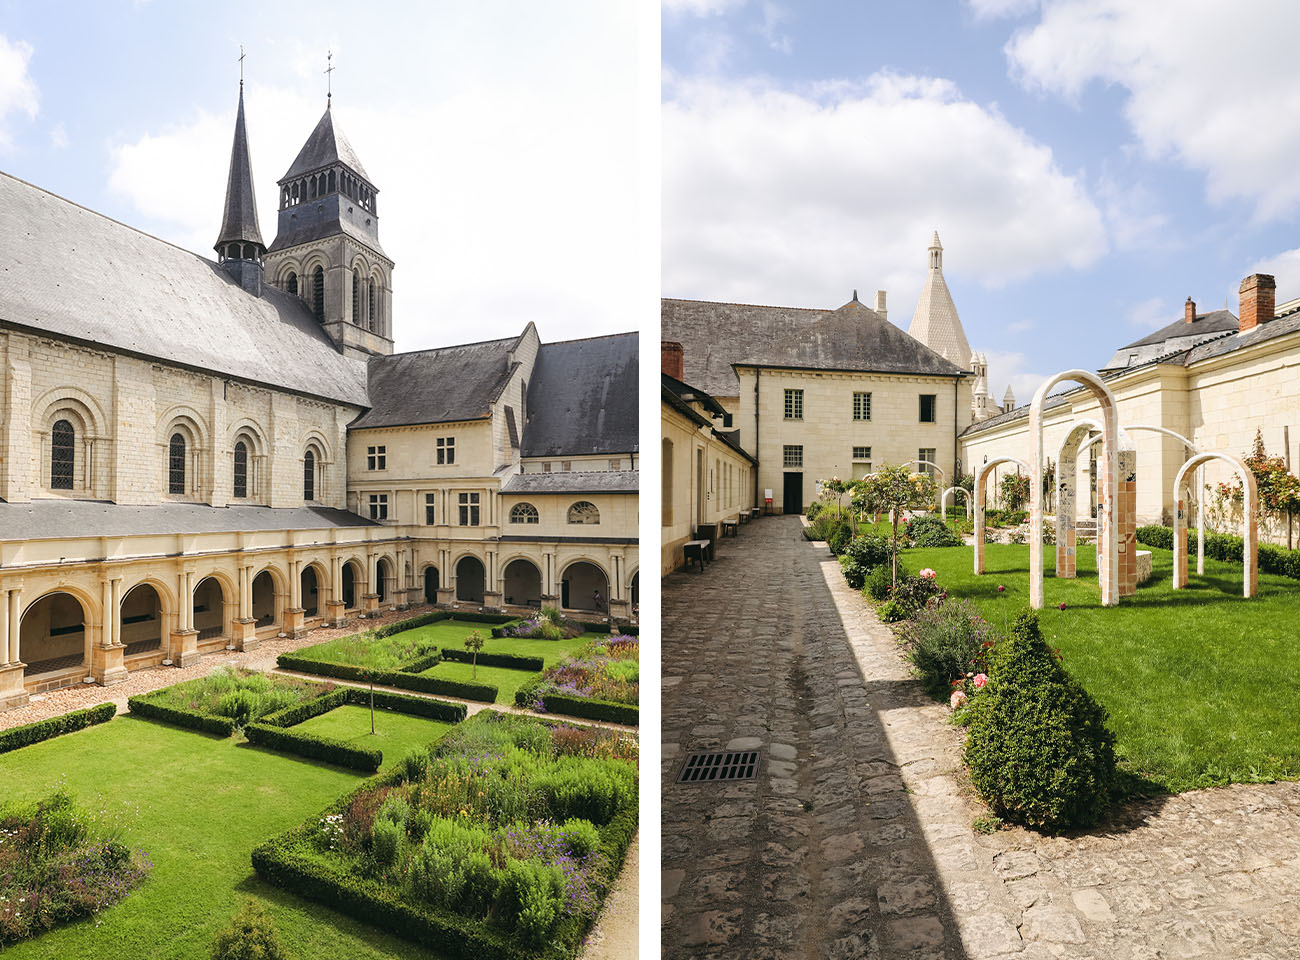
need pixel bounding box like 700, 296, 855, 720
907, 231, 972, 369
214, 82, 265, 294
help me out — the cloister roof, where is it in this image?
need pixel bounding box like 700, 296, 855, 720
352, 335, 516, 429
0, 500, 372, 541
522, 333, 639, 458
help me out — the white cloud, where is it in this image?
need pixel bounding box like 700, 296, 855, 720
1003, 0, 1300, 221
966, 0, 1042, 19
48, 121, 67, 149
1125, 295, 1169, 330
1250, 247, 1300, 306
663, 73, 1107, 308
982, 347, 1046, 408
0, 34, 38, 150
756, 2, 792, 54
663, 0, 749, 16
1097, 175, 1169, 252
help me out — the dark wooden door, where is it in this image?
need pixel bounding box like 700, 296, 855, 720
783, 472, 803, 514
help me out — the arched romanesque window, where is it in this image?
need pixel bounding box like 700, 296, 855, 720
304, 449, 316, 501
368, 282, 376, 332
51, 419, 75, 490
567, 501, 599, 525
168, 433, 186, 495
234, 441, 248, 499
312, 267, 325, 322
510, 502, 539, 524
286, 272, 298, 296
352, 270, 361, 325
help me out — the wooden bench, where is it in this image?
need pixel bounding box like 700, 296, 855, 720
683, 539, 711, 571
721, 517, 739, 538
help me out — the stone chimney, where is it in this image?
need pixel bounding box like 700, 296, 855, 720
1184, 297, 1195, 324
873, 290, 887, 320
662, 340, 684, 380
1239, 274, 1276, 333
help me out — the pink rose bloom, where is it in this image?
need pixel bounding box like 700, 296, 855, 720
919, 568, 937, 580
973, 673, 987, 689
950, 690, 968, 710
997, 585, 1005, 593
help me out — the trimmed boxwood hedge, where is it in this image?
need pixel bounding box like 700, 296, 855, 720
438, 648, 544, 672
261, 688, 350, 728
0, 701, 116, 754
398, 652, 443, 674
1137, 523, 1300, 579
343, 687, 467, 724
251, 719, 637, 960
127, 694, 237, 736
245, 721, 382, 772
276, 655, 498, 703
540, 694, 638, 726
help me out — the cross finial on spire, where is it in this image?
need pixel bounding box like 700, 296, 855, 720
238, 44, 245, 87
325, 49, 335, 104
852, 288, 859, 302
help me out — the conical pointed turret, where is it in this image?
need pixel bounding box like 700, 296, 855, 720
215, 84, 264, 256
907, 231, 972, 369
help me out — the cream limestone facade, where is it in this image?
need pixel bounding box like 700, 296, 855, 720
661, 380, 756, 575
736, 366, 971, 513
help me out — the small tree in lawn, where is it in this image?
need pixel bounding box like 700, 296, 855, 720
464, 630, 486, 679
1000, 472, 1031, 513
854, 464, 938, 585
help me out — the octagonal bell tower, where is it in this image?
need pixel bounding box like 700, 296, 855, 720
265, 100, 394, 359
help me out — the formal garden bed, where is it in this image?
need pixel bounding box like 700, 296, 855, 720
252, 710, 638, 960
0, 789, 152, 947
128, 667, 334, 736
515, 635, 639, 726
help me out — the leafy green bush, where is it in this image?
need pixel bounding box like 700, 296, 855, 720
211, 900, 287, 960
371, 817, 405, 869
885, 575, 942, 619
899, 600, 997, 699
805, 500, 823, 520
839, 533, 890, 588
864, 563, 897, 602
502, 860, 566, 945
907, 515, 963, 547
827, 521, 853, 555
964, 611, 1118, 831
0, 702, 115, 755
877, 598, 907, 622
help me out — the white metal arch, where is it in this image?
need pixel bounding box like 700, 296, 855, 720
940, 486, 971, 521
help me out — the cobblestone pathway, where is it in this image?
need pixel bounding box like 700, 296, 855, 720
662, 515, 1300, 959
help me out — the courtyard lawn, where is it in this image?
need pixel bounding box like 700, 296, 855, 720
0, 715, 447, 960
291, 704, 452, 772
418, 661, 537, 705
907, 541, 1300, 794
397, 621, 600, 666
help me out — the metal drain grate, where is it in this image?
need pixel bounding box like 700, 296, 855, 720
676, 750, 760, 784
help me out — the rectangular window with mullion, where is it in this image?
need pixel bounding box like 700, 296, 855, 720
784, 389, 804, 420
368, 493, 388, 521
424, 493, 436, 525
853, 392, 872, 421
783, 445, 803, 468
458, 492, 481, 526
919, 394, 937, 423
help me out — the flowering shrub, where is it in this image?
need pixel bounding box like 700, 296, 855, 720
520, 636, 639, 712
0, 791, 151, 945
304, 712, 636, 950
500, 613, 582, 641
899, 600, 1000, 699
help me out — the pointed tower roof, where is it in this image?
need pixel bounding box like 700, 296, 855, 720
280, 103, 371, 183
1003, 384, 1016, 406
907, 230, 972, 369
215, 84, 264, 251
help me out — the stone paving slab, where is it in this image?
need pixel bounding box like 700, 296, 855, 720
663, 515, 1300, 959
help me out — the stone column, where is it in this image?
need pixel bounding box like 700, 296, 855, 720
285, 558, 306, 637
973, 469, 987, 575
233, 564, 258, 651
482, 548, 503, 612
92, 579, 127, 686
608, 551, 630, 622
361, 552, 380, 617
169, 569, 200, 668
325, 555, 346, 626
0, 590, 29, 711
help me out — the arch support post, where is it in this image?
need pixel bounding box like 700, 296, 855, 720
325, 556, 347, 626
91, 578, 128, 686
232, 564, 259, 652
285, 558, 306, 638
0, 589, 30, 710
168, 569, 200, 668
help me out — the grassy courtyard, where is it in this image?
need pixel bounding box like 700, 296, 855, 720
288, 704, 453, 773
418, 661, 537, 705
907, 540, 1300, 794
0, 715, 449, 960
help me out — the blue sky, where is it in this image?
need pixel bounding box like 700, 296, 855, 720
662, 0, 1300, 401
0, 1, 644, 351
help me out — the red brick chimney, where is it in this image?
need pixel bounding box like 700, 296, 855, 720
1184, 296, 1195, 324
1239, 274, 1276, 333
662, 340, 684, 380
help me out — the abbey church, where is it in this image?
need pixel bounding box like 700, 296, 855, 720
0, 85, 639, 710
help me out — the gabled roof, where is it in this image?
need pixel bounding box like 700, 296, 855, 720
214, 85, 263, 250
280, 105, 372, 183
0, 171, 369, 407
501, 470, 639, 495
0, 500, 371, 541
1101, 309, 1238, 371
661, 374, 757, 464
522, 332, 639, 458
661, 297, 826, 397
351, 335, 516, 430
738, 299, 967, 377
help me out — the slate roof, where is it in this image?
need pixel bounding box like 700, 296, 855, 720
500, 470, 639, 495
215, 86, 264, 250
281, 105, 373, 183
522, 333, 639, 458
0, 171, 370, 407
739, 299, 967, 377
661, 297, 827, 397
661, 374, 757, 464
0, 500, 372, 541
266, 210, 387, 257
351, 336, 516, 429
1101, 309, 1238, 371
